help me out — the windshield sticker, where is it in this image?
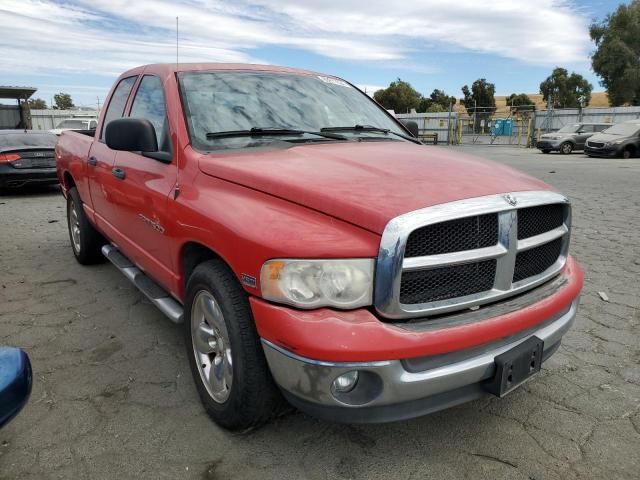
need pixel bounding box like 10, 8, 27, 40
317, 76, 351, 88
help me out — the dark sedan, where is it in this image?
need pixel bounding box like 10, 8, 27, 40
0, 130, 58, 189
585, 120, 640, 159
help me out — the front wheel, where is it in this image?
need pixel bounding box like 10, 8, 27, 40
184, 260, 283, 430
560, 142, 573, 154
622, 147, 634, 159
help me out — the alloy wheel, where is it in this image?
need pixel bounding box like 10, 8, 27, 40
191, 290, 233, 403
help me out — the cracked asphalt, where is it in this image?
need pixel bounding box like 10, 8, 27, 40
1, 146, 639, 480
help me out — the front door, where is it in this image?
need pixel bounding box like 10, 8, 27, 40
107, 75, 178, 290
575, 125, 594, 149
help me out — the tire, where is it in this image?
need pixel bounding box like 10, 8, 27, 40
559, 142, 573, 154
67, 187, 105, 264
541, 149, 551, 154
184, 260, 283, 431
622, 147, 634, 159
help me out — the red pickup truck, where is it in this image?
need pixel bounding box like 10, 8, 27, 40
56, 63, 583, 429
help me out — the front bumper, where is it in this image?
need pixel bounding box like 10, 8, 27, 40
262, 300, 578, 423
584, 145, 619, 157
536, 139, 562, 151
0, 165, 58, 188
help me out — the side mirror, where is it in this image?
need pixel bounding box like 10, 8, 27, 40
0, 347, 32, 429
400, 120, 419, 138
105, 118, 158, 152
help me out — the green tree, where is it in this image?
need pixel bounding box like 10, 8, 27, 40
373, 79, 422, 113
419, 89, 456, 112
539, 68, 592, 108
506, 93, 535, 112
461, 79, 496, 132
591, 1, 640, 105
53, 92, 75, 110
27, 98, 47, 109
424, 103, 446, 113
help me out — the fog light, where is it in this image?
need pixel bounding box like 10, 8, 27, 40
332, 371, 359, 393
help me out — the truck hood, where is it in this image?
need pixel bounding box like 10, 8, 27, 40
198, 141, 552, 234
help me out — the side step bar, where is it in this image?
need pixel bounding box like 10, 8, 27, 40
101, 245, 183, 324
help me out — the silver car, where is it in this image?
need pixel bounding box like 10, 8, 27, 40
537, 122, 612, 154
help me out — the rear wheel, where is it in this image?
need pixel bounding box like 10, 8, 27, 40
67, 187, 105, 264
560, 142, 573, 154
541, 149, 551, 154
184, 260, 283, 431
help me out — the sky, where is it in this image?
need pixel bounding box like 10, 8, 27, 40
0, 0, 629, 108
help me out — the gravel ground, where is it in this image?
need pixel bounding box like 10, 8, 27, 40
0, 146, 639, 480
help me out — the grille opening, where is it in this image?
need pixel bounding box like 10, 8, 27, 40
404, 213, 498, 257
517, 204, 564, 240
513, 238, 562, 282
400, 260, 496, 305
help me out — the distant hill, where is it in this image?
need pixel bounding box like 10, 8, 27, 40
453, 92, 610, 113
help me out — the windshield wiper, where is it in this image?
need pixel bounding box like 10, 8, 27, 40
321, 125, 421, 143
206, 127, 347, 140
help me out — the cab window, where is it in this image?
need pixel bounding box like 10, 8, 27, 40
101, 76, 137, 139
129, 75, 170, 153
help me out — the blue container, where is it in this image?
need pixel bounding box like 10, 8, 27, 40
493, 118, 513, 136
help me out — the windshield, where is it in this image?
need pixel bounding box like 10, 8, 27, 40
0, 132, 57, 148
56, 120, 89, 129
178, 71, 406, 150
602, 123, 640, 136
557, 124, 581, 133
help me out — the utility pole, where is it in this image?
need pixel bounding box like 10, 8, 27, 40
447, 101, 453, 145
474, 99, 477, 134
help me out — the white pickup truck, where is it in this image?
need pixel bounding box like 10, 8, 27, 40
49, 118, 98, 136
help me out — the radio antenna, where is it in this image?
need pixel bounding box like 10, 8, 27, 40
176, 16, 179, 67
173, 15, 181, 200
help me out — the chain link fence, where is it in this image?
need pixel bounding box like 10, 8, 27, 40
398, 106, 640, 147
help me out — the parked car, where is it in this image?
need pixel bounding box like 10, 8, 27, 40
0, 130, 58, 189
0, 347, 32, 429
56, 64, 583, 429
50, 118, 98, 136
585, 119, 640, 158
537, 122, 612, 154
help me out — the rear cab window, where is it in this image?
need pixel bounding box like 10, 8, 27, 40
100, 76, 137, 140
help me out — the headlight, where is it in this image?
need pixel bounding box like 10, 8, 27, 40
260, 259, 374, 309
606, 139, 624, 146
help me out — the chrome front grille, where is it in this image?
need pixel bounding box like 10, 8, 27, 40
517, 204, 564, 239
404, 213, 498, 257
400, 260, 497, 304
374, 191, 571, 319
513, 237, 562, 283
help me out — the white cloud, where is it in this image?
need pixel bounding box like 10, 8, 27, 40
0, 0, 592, 88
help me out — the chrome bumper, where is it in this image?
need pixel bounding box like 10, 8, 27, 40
262, 299, 578, 423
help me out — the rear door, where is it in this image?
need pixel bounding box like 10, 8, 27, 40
88, 76, 137, 232
107, 74, 178, 289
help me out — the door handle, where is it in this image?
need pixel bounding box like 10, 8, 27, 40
88, 156, 97, 166
111, 167, 126, 180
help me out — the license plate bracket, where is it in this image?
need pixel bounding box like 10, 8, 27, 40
485, 336, 544, 397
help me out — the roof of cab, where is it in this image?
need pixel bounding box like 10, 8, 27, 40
123, 63, 325, 78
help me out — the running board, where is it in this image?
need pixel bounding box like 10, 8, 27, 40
101, 245, 183, 324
